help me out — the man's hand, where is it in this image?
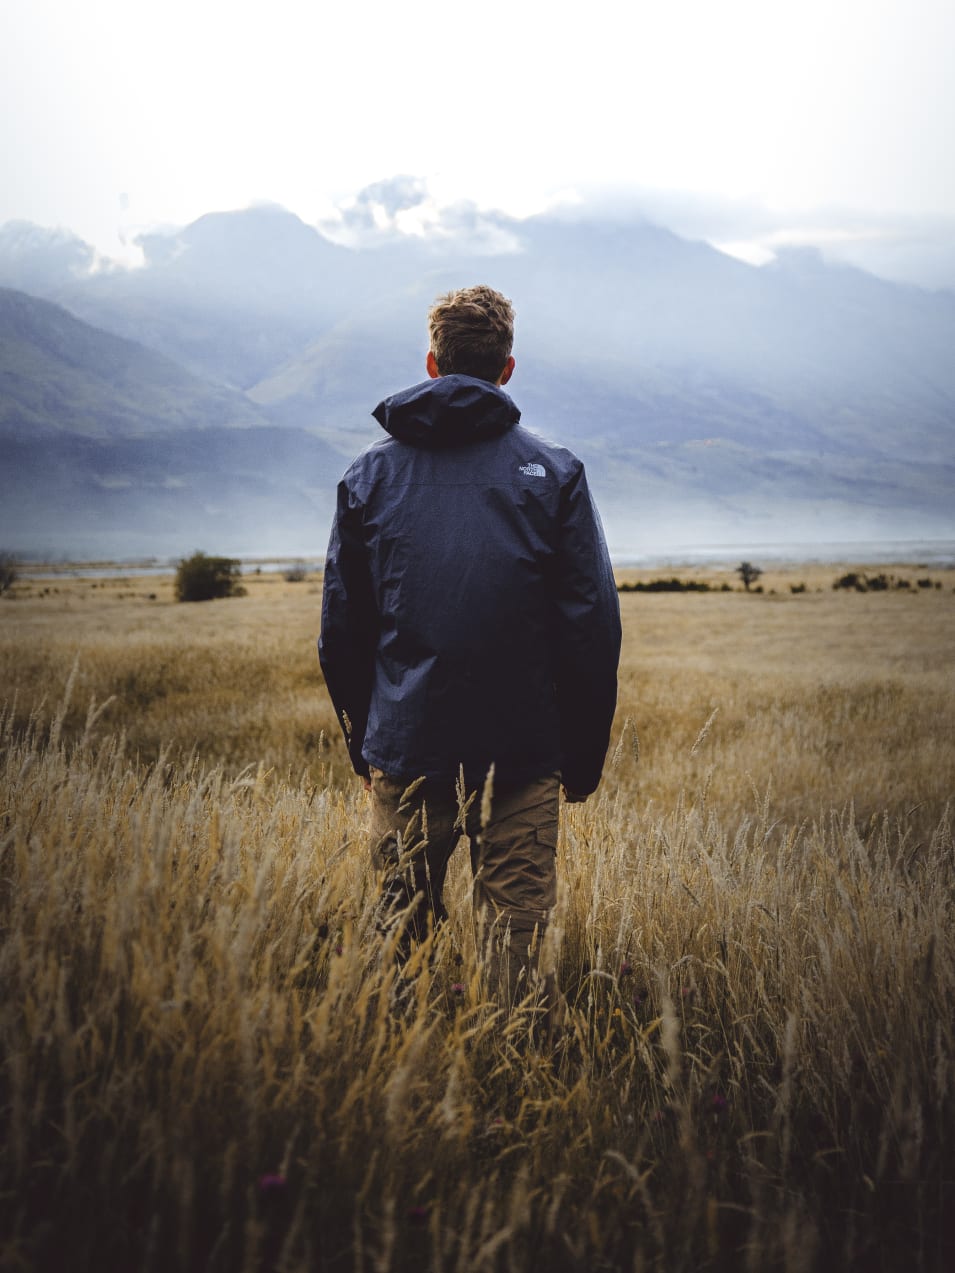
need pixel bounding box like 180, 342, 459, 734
362, 775, 372, 792
561, 786, 588, 804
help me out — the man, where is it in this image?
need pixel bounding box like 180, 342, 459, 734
319, 285, 620, 1007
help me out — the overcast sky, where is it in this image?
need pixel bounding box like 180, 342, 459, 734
3, 0, 954, 287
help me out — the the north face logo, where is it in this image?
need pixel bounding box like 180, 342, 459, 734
519, 462, 546, 477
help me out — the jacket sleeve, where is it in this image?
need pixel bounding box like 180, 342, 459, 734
318, 477, 379, 778
551, 461, 622, 795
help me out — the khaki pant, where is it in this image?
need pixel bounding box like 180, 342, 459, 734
367, 768, 560, 1008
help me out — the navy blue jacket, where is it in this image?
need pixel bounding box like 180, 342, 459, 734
318, 374, 621, 795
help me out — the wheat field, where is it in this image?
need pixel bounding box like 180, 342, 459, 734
1, 563, 953, 1271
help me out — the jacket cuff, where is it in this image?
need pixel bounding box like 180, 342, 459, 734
559, 766, 599, 798
349, 744, 370, 779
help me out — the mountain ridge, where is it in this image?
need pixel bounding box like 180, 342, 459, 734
2, 203, 953, 557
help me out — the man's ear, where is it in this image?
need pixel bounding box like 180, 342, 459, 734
426, 351, 441, 379
498, 356, 515, 386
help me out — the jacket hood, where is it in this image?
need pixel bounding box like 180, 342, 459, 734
373, 374, 520, 448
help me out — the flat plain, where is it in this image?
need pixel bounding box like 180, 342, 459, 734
1, 561, 953, 1271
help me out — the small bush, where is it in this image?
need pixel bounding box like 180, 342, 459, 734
790, 583, 807, 594
0, 551, 18, 596
833, 572, 867, 592
284, 561, 308, 583
174, 552, 242, 603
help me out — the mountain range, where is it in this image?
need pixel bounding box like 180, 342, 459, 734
2, 195, 954, 560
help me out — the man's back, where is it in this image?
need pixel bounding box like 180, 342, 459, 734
319, 372, 620, 795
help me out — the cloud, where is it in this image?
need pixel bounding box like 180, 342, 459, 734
316, 176, 524, 255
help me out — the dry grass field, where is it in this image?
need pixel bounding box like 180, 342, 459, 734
1, 561, 954, 1271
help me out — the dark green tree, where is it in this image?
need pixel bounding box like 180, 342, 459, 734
736, 561, 763, 591
174, 552, 243, 602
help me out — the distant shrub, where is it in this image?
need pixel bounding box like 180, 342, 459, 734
917, 577, 934, 589
790, 583, 807, 594
0, 551, 18, 596
284, 561, 308, 583
833, 572, 867, 592
175, 552, 243, 603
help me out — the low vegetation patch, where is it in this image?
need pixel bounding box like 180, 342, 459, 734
833, 571, 942, 592
617, 577, 718, 593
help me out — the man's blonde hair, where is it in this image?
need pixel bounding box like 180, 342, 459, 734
427, 285, 514, 383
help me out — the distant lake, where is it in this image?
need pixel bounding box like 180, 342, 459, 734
18, 540, 955, 580
614, 539, 955, 570
20, 557, 324, 581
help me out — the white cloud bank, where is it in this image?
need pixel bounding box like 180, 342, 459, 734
2, 0, 954, 287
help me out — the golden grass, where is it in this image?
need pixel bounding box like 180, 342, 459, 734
1, 565, 954, 1270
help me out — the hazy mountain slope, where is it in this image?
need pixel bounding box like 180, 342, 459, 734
234, 213, 955, 465
0, 287, 267, 438
2, 426, 341, 558
59, 207, 356, 389
0, 289, 342, 556
6, 204, 954, 460
2, 200, 954, 557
